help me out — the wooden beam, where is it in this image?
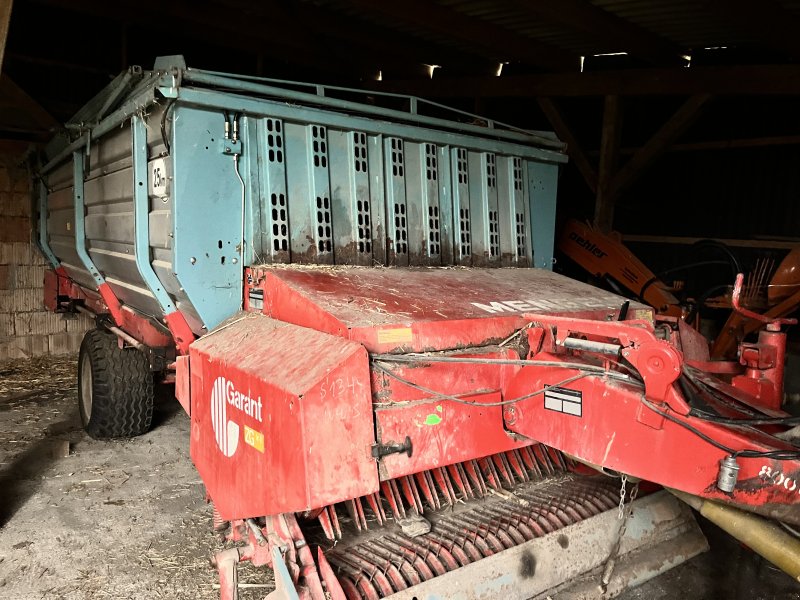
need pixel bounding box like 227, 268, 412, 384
708, 0, 800, 60
374, 65, 800, 98
507, 0, 686, 66
590, 134, 800, 156
342, 0, 578, 71
536, 97, 597, 193
610, 94, 712, 199
0, 0, 12, 74
594, 95, 623, 232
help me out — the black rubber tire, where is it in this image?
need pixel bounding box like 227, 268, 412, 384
78, 328, 154, 439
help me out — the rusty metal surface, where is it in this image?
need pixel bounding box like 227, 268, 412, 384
249, 265, 648, 353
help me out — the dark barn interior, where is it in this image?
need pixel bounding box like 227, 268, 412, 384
2, 1, 800, 599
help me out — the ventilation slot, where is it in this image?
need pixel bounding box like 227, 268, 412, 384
489, 210, 499, 258
513, 157, 523, 191
266, 119, 284, 163
394, 202, 407, 255
486, 153, 497, 188
516, 212, 526, 258
353, 132, 367, 173
316, 196, 332, 254
271, 193, 288, 252
311, 125, 328, 169
457, 148, 468, 185
428, 205, 440, 255
390, 138, 405, 178
357, 199, 372, 254
459, 206, 471, 257
425, 143, 438, 181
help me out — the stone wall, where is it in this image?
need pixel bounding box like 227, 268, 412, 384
0, 152, 91, 359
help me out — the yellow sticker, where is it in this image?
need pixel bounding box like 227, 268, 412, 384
244, 425, 265, 453
377, 327, 413, 345
632, 308, 654, 322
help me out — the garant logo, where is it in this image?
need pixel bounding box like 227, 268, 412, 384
210, 376, 263, 457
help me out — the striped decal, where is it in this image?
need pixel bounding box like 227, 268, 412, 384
211, 376, 238, 456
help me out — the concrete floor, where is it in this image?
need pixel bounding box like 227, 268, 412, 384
1, 354, 799, 599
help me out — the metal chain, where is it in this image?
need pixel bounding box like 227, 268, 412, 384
616, 473, 628, 519
601, 476, 640, 595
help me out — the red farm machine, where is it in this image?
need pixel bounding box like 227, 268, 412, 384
37, 57, 800, 599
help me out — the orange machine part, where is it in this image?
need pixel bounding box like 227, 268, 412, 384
559, 219, 682, 317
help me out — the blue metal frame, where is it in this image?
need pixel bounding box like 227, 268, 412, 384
176, 88, 565, 165
181, 69, 563, 151
528, 162, 559, 270
37, 178, 59, 268
73, 151, 107, 287
131, 113, 177, 315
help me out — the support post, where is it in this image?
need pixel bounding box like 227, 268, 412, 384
594, 95, 622, 233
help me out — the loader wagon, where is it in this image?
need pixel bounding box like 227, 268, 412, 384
38, 56, 800, 599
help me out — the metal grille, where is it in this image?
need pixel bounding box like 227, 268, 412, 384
357, 199, 371, 254
459, 206, 471, 257
513, 157, 523, 191
489, 210, 499, 258
390, 137, 404, 177
320, 446, 626, 599
486, 152, 497, 188
271, 192, 288, 252
394, 202, 407, 255
266, 119, 284, 163
456, 148, 468, 184
312, 125, 328, 168
353, 132, 367, 173
316, 195, 332, 254
425, 143, 438, 181
390, 138, 407, 255
516, 212, 526, 258
428, 205, 440, 255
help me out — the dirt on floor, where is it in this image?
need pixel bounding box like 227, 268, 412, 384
1, 354, 799, 600
0, 355, 272, 599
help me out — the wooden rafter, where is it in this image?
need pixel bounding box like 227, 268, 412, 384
0, 0, 11, 74
536, 97, 597, 193
342, 0, 578, 71
507, 0, 686, 66
375, 65, 800, 97
609, 94, 712, 199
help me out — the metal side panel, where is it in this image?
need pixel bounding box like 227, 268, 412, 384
467, 150, 500, 267
451, 147, 472, 266
283, 121, 334, 264
367, 133, 387, 265
385, 137, 409, 266
529, 160, 559, 270
251, 115, 289, 264
171, 105, 244, 331
47, 183, 95, 291
327, 129, 373, 266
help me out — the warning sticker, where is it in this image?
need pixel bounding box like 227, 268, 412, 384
377, 327, 413, 345
244, 425, 265, 453
544, 386, 582, 417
